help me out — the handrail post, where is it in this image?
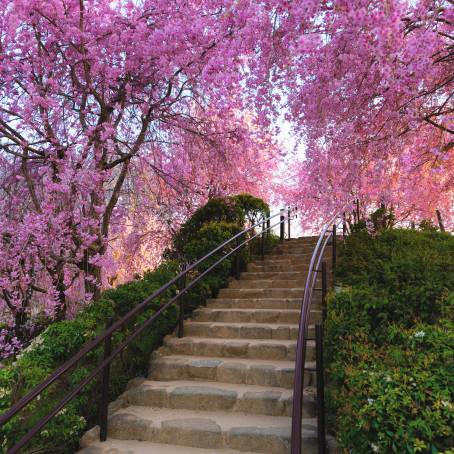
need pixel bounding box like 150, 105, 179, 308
266, 218, 270, 237
288, 207, 291, 240
178, 264, 187, 338
321, 261, 327, 322
235, 237, 241, 279
342, 212, 346, 239
99, 319, 112, 442
261, 221, 265, 261
280, 209, 285, 242
315, 324, 327, 454
332, 224, 337, 287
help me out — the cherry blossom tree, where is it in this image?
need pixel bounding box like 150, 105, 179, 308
0, 0, 279, 345
271, 0, 454, 227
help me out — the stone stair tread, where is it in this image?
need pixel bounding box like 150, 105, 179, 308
163, 337, 312, 360
186, 322, 301, 328
167, 336, 301, 346
208, 298, 304, 303
183, 321, 309, 340
121, 380, 316, 418
111, 405, 294, 427
80, 439, 257, 454
98, 406, 323, 453
127, 379, 296, 396
153, 354, 297, 368
197, 308, 302, 313
185, 320, 302, 328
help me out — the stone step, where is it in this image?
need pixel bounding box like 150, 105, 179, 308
248, 263, 312, 272
206, 297, 310, 310
218, 288, 306, 299
240, 271, 308, 280
192, 308, 321, 324
80, 439, 258, 454
119, 380, 316, 418
229, 279, 303, 289
149, 354, 315, 388
272, 249, 316, 255
94, 406, 325, 453
184, 321, 314, 340
260, 256, 326, 265
161, 337, 314, 362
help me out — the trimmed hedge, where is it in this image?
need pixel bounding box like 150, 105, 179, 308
326, 229, 454, 454
0, 194, 275, 453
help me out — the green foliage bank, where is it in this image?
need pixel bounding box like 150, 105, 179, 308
326, 229, 454, 454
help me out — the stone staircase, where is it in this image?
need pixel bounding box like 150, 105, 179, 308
79, 237, 336, 453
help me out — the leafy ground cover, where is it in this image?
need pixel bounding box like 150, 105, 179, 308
326, 229, 454, 454
0, 194, 276, 453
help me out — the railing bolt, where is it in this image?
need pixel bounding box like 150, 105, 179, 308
99, 319, 112, 442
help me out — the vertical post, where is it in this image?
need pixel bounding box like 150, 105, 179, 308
266, 218, 270, 237
288, 207, 291, 240
356, 199, 360, 223
99, 320, 112, 442
280, 209, 285, 242
315, 324, 327, 454
332, 225, 336, 287
235, 237, 241, 279
321, 261, 327, 322
342, 212, 347, 238
410, 221, 415, 230
436, 209, 445, 232
261, 221, 265, 261
178, 265, 187, 338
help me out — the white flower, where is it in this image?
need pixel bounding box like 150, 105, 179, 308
371, 443, 379, 452
384, 376, 392, 383
367, 398, 375, 405
413, 331, 425, 338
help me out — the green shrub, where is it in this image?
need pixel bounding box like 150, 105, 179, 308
173, 197, 245, 252
336, 230, 454, 327
327, 229, 454, 454
232, 193, 270, 224
327, 317, 454, 453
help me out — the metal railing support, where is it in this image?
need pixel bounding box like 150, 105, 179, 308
315, 324, 327, 454
235, 237, 241, 279
280, 209, 285, 242
178, 264, 187, 338
288, 207, 291, 239
261, 221, 265, 260
321, 261, 327, 322
99, 320, 112, 442
332, 224, 337, 286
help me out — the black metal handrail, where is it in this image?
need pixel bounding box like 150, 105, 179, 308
290, 202, 352, 454
0, 206, 297, 454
